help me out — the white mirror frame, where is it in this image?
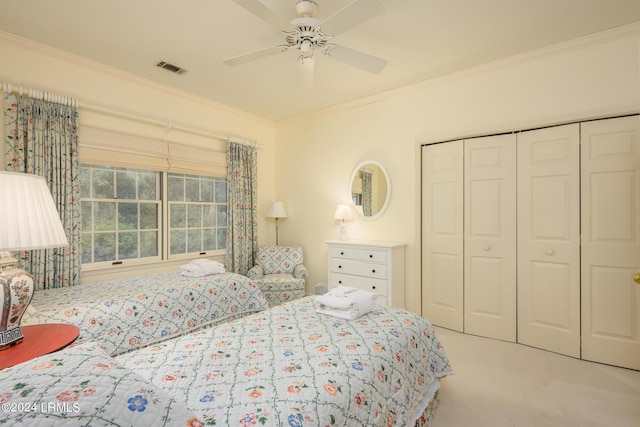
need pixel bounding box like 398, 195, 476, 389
349, 160, 392, 221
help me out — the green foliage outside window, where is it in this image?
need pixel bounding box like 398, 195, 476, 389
80, 165, 226, 265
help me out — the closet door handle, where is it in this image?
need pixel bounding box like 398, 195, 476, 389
634, 272, 640, 285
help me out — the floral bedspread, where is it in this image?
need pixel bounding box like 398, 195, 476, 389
115, 297, 453, 426
0, 342, 200, 426
22, 271, 269, 356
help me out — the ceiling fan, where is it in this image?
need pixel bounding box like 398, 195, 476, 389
223, 0, 388, 87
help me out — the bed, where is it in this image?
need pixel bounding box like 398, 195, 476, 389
114, 296, 452, 426
21, 271, 269, 356
0, 341, 200, 426
3, 288, 452, 426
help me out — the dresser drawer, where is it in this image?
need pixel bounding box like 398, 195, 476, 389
329, 258, 387, 279
329, 273, 388, 298
329, 247, 387, 263
327, 240, 406, 309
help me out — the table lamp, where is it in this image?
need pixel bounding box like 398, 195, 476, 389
0, 172, 69, 349
267, 201, 287, 245
333, 204, 353, 241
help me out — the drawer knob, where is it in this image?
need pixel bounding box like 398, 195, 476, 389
340, 251, 344, 255
372, 269, 376, 273
338, 280, 342, 284
372, 286, 376, 290
369, 254, 373, 258
338, 265, 342, 269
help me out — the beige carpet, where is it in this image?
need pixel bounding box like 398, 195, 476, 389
431, 327, 640, 427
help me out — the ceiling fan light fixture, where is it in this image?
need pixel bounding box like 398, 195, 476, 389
300, 39, 313, 56
298, 53, 314, 64
297, 54, 315, 89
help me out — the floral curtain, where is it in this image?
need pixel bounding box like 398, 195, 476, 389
362, 169, 373, 217
225, 142, 257, 276
4, 94, 81, 289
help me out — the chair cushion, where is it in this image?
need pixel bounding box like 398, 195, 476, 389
253, 275, 306, 307
256, 246, 303, 275
256, 275, 305, 291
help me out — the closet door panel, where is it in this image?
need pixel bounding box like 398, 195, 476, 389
581, 116, 640, 370
517, 124, 580, 358
422, 141, 464, 331
464, 134, 517, 341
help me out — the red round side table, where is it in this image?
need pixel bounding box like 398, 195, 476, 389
0, 323, 80, 369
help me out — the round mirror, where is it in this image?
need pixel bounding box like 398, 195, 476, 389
349, 160, 391, 220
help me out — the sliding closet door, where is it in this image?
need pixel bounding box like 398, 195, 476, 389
517, 124, 580, 358
422, 141, 464, 331
464, 134, 517, 341
581, 116, 640, 370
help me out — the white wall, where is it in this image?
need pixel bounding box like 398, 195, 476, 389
275, 25, 640, 314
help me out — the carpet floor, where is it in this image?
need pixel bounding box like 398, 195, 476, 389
432, 326, 640, 427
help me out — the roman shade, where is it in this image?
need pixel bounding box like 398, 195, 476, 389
78, 127, 226, 176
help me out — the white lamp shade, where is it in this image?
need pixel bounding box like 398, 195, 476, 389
267, 201, 287, 219
0, 172, 69, 251
333, 204, 353, 221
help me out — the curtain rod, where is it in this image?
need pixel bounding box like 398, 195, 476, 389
1, 81, 78, 108
1, 81, 261, 149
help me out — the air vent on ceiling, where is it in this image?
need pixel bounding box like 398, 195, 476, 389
155, 60, 188, 75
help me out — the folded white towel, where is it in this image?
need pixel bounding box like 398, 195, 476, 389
316, 286, 377, 320
180, 259, 225, 277
316, 307, 358, 320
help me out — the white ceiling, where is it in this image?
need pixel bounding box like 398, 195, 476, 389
1, 0, 639, 122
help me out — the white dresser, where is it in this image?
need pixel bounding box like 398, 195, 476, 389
326, 240, 406, 308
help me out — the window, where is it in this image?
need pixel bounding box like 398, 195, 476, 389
168, 173, 227, 255
80, 164, 226, 266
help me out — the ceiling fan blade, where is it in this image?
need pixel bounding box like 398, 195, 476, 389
320, 0, 385, 36
223, 45, 285, 66
325, 44, 388, 74
231, 0, 294, 31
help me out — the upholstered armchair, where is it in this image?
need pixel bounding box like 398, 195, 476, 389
247, 245, 308, 307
